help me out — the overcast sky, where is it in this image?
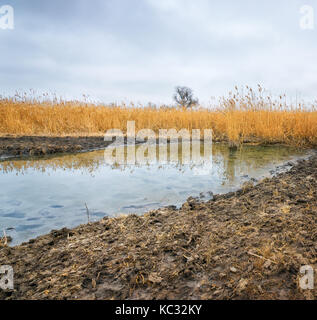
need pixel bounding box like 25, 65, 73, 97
1, 0, 316, 105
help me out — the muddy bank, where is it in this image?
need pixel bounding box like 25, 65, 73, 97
0, 136, 118, 159
0, 155, 317, 300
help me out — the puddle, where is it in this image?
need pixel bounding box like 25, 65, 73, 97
0, 142, 308, 245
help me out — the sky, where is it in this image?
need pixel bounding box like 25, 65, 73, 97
0, 0, 316, 105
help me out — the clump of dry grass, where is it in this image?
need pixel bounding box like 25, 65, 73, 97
0, 86, 316, 146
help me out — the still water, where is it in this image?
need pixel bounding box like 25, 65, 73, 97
0, 143, 307, 245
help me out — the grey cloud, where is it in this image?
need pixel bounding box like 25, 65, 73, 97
0, 0, 316, 104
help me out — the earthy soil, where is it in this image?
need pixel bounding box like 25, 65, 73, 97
0, 136, 115, 158
0, 155, 317, 300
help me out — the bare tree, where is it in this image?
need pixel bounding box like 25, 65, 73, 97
173, 86, 199, 109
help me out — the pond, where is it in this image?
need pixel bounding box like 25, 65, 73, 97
0, 142, 308, 245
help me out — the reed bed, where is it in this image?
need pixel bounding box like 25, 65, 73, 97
0, 87, 316, 146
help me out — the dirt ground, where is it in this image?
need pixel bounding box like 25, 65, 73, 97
0, 136, 115, 158
0, 154, 316, 300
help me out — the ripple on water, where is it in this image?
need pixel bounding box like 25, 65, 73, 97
26, 217, 41, 222
39, 209, 51, 216
38, 209, 56, 219
121, 205, 146, 210
6, 200, 22, 206
2, 211, 26, 219
15, 224, 42, 231
91, 211, 107, 217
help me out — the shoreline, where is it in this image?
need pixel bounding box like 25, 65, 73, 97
0, 153, 316, 300
0, 135, 314, 160
0, 136, 114, 159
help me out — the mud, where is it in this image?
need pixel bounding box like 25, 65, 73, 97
0, 136, 114, 159
0, 155, 316, 300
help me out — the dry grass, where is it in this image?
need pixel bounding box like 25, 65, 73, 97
0, 86, 316, 146
2, 155, 316, 299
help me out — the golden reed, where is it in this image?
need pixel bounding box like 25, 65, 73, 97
0, 87, 316, 146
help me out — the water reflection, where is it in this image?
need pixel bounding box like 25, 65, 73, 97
0, 143, 306, 245
0, 142, 214, 175
0, 143, 303, 178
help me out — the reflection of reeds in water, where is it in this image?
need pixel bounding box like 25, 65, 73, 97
0, 143, 212, 175
219, 145, 304, 182
0, 86, 316, 146
0, 143, 304, 182
0, 152, 106, 175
